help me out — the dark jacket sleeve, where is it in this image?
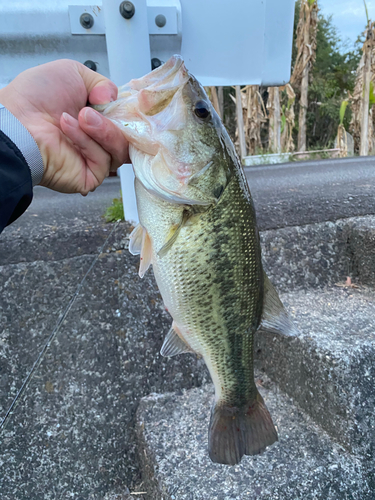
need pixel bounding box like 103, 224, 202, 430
0, 130, 33, 234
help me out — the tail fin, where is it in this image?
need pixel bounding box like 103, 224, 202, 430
208, 392, 278, 465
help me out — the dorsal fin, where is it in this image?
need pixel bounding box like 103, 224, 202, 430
260, 273, 299, 337
160, 322, 194, 357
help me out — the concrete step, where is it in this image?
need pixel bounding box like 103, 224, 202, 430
0, 240, 209, 499
3, 179, 375, 499
261, 215, 375, 292
136, 380, 372, 500
255, 286, 375, 465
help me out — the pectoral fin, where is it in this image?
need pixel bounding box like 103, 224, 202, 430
157, 210, 190, 258
259, 273, 299, 337
139, 231, 152, 278
160, 322, 194, 357
129, 224, 152, 278
129, 224, 143, 255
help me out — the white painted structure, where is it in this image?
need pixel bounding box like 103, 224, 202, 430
0, 0, 296, 223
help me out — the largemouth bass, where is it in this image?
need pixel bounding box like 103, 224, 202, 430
98, 56, 296, 465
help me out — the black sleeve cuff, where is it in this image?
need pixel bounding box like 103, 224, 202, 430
0, 130, 33, 233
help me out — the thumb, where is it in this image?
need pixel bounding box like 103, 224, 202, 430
77, 63, 118, 105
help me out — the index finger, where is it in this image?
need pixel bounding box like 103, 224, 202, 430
78, 107, 130, 169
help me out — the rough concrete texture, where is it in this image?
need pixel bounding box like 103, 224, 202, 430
0, 231, 210, 499
0, 220, 119, 265
260, 220, 350, 291
261, 214, 375, 291
346, 216, 375, 285
136, 381, 372, 500
256, 286, 375, 468
2, 179, 375, 498
0, 179, 123, 265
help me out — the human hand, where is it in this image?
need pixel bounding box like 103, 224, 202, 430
0, 59, 130, 195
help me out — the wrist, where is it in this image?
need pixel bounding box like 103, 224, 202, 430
0, 88, 45, 186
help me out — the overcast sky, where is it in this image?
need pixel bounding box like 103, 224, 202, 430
319, 0, 371, 48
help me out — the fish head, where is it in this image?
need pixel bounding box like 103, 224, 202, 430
98, 55, 234, 206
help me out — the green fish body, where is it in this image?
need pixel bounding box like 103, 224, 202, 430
98, 55, 296, 465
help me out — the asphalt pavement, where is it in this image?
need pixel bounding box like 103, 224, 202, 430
3, 156, 375, 239
2, 176, 122, 235
245, 155, 375, 230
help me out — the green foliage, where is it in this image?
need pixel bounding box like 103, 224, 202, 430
104, 195, 125, 222
369, 81, 375, 108
301, 11, 361, 148
339, 100, 349, 125
363, 0, 369, 25
281, 107, 287, 135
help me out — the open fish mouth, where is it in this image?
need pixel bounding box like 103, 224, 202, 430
118, 54, 188, 95
96, 55, 219, 206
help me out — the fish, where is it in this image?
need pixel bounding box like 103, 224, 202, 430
97, 55, 297, 465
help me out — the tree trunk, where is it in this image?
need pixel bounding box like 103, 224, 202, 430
218, 86, 224, 120
209, 86, 221, 119
298, 22, 310, 152
360, 30, 373, 156
268, 87, 281, 153
280, 84, 296, 153
235, 85, 247, 160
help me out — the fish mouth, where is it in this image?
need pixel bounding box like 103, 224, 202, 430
97, 56, 215, 206
118, 55, 189, 95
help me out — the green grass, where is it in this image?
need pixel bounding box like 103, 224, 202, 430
104, 194, 125, 222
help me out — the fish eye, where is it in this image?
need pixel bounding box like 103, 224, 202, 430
194, 100, 210, 120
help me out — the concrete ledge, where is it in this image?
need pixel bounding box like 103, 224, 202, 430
136, 382, 371, 500
256, 287, 375, 463
3, 182, 375, 498
0, 221, 130, 265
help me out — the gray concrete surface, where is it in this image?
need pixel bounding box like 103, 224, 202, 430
10, 155, 375, 234
0, 235, 209, 499
136, 381, 372, 500
0, 178, 124, 265
245, 155, 375, 230
256, 286, 375, 462
2, 159, 375, 499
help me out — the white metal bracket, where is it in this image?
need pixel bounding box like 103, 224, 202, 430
68, 3, 179, 36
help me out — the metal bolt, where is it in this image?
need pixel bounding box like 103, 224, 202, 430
84, 60, 97, 72
119, 1, 135, 19
80, 13, 94, 29
151, 58, 162, 70
155, 14, 166, 28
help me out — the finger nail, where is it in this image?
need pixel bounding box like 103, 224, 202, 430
62, 112, 74, 125
105, 88, 117, 102
84, 108, 103, 127
102, 86, 117, 102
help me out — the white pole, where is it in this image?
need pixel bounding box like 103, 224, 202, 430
103, 0, 152, 223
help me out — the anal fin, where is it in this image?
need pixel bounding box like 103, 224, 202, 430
160, 322, 194, 357
260, 273, 299, 337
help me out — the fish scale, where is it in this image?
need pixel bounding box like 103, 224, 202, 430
140, 168, 263, 406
